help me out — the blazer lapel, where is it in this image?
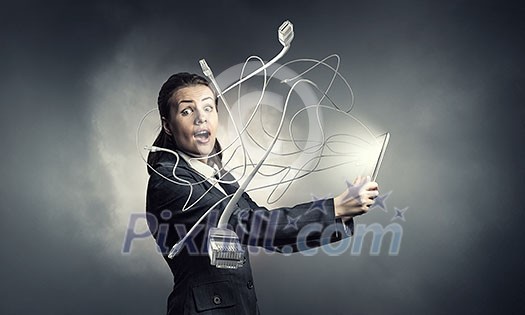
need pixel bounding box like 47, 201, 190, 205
217, 171, 240, 195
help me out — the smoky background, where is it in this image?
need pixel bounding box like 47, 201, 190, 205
1, 0, 524, 314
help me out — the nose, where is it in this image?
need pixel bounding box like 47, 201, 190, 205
194, 108, 207, 125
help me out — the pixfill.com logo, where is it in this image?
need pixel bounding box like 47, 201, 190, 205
122, 189, 407, 257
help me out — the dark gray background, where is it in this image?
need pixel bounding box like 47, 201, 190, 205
1, 0, 524, 314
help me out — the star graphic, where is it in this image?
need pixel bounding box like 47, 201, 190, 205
306, 194, 331, 215
345, 179, 355, 190
371, 190, 392, 212
284, 215, 300, 230
340, 178, 366, 204
391, 207, 408, 222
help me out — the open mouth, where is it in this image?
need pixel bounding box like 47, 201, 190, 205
194, 130, 211, 143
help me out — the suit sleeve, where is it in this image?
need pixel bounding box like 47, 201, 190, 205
147, 162, 354, 256
228, 191, 355, 253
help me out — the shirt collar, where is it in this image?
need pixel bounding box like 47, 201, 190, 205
177, 151, 219, 179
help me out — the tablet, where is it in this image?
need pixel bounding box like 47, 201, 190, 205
371, 132, 390, 181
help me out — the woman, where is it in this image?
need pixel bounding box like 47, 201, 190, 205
146, 72, 379, 314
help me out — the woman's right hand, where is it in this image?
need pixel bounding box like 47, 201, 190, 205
334, 176, 379, 219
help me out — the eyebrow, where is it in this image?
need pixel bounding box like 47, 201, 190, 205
178, 96, 214, 105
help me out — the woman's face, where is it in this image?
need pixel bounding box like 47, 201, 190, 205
163, 85, 218, 162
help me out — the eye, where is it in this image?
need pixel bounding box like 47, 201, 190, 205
180, 108, 193, 116
204, 105, 214, 112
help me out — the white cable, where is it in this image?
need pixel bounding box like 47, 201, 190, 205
216, 77, 296, 229
218, 20, 294, 97
135, 20, 390, 258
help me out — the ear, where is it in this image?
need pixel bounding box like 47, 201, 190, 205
161, 117, 172, 136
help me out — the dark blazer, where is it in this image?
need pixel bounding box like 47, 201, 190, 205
146, 152, 353, 315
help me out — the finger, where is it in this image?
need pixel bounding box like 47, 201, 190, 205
364, 190, 378, 199
365, 187, 379, 196
359, 193, 377, 204
366, 190, 379, 198
363, 181, 379, 191
359, 194, 377, 204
